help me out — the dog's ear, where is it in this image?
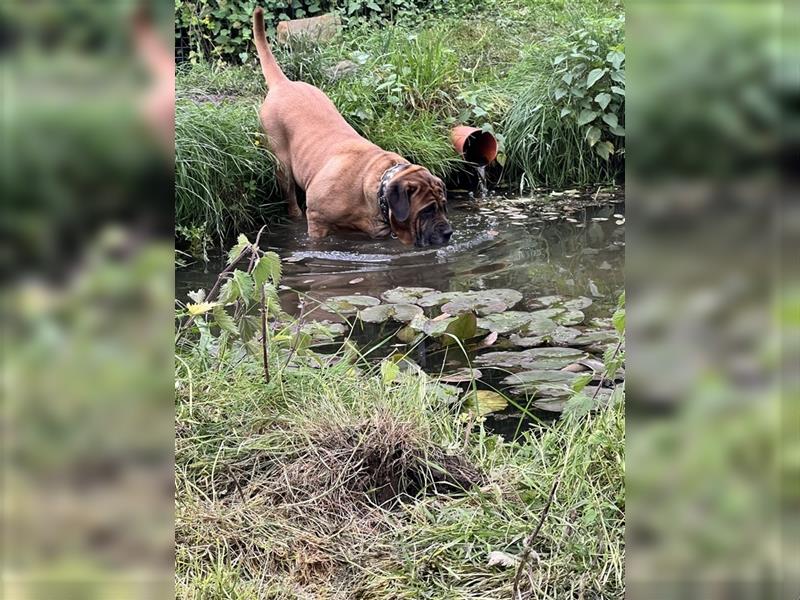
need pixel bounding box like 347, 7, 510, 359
387, 180, 411, 222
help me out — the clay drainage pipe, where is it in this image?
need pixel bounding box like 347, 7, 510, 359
451, 126, 498, 165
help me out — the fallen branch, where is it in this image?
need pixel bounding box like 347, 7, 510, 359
512, 473, 562, 599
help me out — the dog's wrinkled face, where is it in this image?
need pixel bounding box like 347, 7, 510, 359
385, 166, 452, 247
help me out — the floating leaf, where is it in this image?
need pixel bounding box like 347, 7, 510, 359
358, 303, 424, 324
440, 368, 483, 383
463, 390, 508, 417
380, 286, 437, 304
477, 331, 499, 349
442, 312, 478, 346
477, 311, 543, 334
476, 347, 587, 370
321, 295, 380, 315
440, 289, 522, 316
396, 325, 423, 344
570, 330, 618, 347
511, 325, 581, 347
502, 370, 579, 386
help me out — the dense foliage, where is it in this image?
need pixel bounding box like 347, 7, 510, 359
175, 0, 476, 63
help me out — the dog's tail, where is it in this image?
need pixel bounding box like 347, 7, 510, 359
253, 7, 288, 87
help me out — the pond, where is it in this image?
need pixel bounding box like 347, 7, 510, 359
177, 188, 625, 436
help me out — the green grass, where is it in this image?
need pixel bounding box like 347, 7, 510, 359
175, 98, 280, 242
175, 351, 625, 598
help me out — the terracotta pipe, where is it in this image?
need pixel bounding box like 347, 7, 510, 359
451, 125, 498, 165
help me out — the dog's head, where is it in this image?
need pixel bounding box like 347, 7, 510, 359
385, 166, 452, 247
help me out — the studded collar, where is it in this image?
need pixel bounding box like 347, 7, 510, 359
377, 162, 411, 224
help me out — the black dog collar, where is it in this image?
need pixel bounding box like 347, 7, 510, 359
377, 163, 411, 225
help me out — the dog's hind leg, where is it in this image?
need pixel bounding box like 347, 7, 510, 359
276, 161, 302, 219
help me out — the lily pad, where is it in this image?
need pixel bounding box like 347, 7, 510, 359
440, 368, 483, 383
477, 311, 542, 334
441, 312, 478, 345
532, 295, 593, 311
380, 286, 437, 304
501, 370, 579, 386
440, 289, 523, 316
396, 325, 423, 344
529, 386, 614, 413
321, 295, 380, 315
358, 303, 424, 324
463, 390, 509, 417
569, 330, 618, 347
553, 308, 585, 326
298, 321, 347, 341
510, 325, 581, 347
475, 347, 587, 370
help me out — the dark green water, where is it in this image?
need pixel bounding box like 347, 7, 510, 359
176, 191, 625, 436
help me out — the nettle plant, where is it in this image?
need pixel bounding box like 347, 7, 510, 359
178, 232, 323, 382
552, 27, 625, 162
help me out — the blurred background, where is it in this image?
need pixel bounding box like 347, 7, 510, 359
0, 0, 795, 599
1, 1, 175, 598
626, 0, 796, 598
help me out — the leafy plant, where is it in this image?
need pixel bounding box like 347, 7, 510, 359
178, 231, 294, 379
503, 18, 625, 188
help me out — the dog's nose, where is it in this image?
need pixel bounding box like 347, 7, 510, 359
442, 227, 453, 242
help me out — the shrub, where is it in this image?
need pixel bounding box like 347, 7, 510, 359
503, 17, 625, 188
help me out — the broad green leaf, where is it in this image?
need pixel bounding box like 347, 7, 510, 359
606, 50, 625, 69
227, 233, 250, 265
563, 392, 594, 419
442, 312, 478, 346
212, 305, 238, 336
595, 141, 614, 161
594, 92, 611, 110
560, 107, 572, 118
463, 390, 508, 417
610, 124, 626, 137
586, 68, 606, 88
612, 307, 626, 333
381, 360, 400, 385
586, 126, 602, 147
253, 252, 282, 288
602, 113, 619, 128
611, 85, 626, 96
231, 270, 255, 306
554, 88, 568, 101
577, 109, 598, 127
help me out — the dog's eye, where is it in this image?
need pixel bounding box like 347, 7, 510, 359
420, 204, 436, 217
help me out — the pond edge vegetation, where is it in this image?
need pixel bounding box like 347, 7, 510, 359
175, 0, 625, 246
175, 233, 626, 598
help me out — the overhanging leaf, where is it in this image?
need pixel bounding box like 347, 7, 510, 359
227, 233, 251, 265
